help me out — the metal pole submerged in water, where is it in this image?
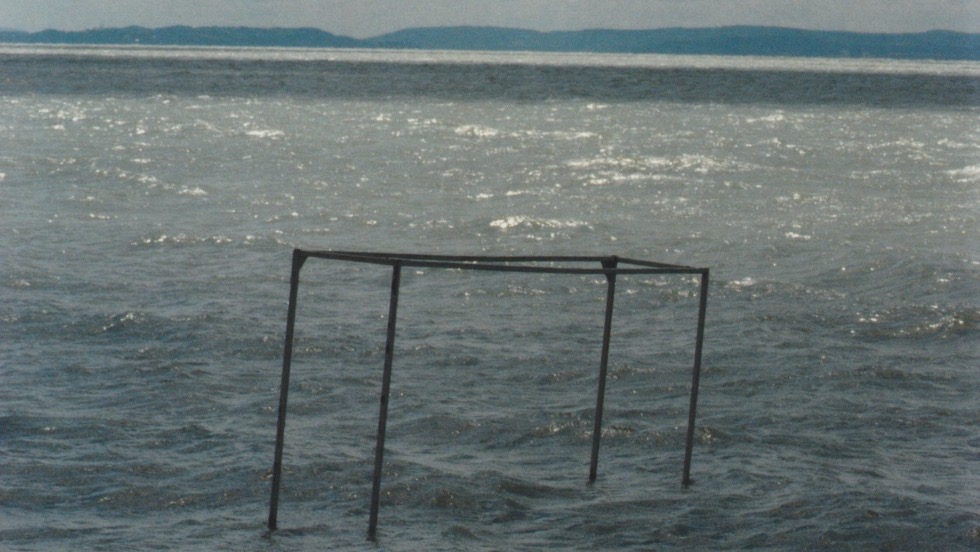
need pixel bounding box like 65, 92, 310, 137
589, 258, 618, 482
268, 249, 307, 531
682, 269, 709, 487
367, 262, 402, 541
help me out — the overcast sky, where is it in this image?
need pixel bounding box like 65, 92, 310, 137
4, 1, 979, 37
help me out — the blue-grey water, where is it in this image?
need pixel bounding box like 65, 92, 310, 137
1, 45, 978, 550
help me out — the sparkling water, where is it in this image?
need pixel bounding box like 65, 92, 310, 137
1, 45, 978, 550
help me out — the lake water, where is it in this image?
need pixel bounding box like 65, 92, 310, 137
1, 45, 978, 550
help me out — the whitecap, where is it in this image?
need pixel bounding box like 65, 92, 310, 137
726, 277, 758, 289
676, 153, 726, 173
245, 129, 285, 139
784, 232, 812, 240
489, 215, 592, 231
567, 156, 646, 170
521, 129, 597, 141
454, 124, 498, 138
178, 187, 208, 197
947, 165, 980, 182
746, 112, 787, 124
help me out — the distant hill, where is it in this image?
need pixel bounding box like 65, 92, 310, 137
1, 25, 977, 60
371, 26, 980, 61
0, 25, 361, 48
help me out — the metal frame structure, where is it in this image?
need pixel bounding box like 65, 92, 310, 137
266, 250, 709, 540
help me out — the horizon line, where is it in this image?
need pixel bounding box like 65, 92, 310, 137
6, 23, 979, 38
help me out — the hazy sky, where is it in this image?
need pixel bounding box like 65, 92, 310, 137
4, 1, 979, 37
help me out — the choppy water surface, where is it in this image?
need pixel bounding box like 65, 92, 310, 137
1, 46, 978, 550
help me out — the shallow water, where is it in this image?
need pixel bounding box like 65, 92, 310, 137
1, 46, 978, 550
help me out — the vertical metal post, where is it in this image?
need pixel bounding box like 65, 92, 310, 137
682, 270, 709, 487
589, 258, 618, 482
268, 249, 307, 531
368, 262, 402, 541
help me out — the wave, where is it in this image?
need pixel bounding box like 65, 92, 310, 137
454, 124, 499, 138
489, 216, 593, 231
243, 129, 285, 139
947, 164, 980, 182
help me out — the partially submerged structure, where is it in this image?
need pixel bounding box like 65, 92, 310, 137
266, 250, 709, 540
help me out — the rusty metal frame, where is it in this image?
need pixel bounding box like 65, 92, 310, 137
266, 250, 709, 539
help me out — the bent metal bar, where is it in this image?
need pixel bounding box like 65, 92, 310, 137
266, 250, 709, 540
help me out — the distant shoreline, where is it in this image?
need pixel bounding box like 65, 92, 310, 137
0, 25, 977, 61
3, 43, 978, 80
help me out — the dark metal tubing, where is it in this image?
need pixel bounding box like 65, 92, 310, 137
589, 258, 618, 482
299, 250, 704, 275
303, 250, 617, 265
268, 249, 307, 531
307, 250, 697, 272
267, 250, 710, 534
367, 262, 402, 541
682, 270, 710, 486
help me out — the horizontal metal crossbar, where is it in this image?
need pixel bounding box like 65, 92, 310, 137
298, 249, 708, 275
